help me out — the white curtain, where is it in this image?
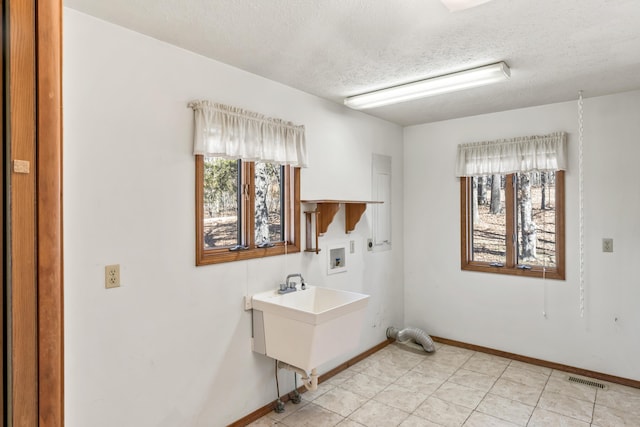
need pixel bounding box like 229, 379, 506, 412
188, 100, 308, 167
455, 131, 567, 177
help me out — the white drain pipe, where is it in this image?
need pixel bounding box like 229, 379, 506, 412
277, 361, 318, 391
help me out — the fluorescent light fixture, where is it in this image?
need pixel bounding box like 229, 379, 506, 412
344, 62, 510, 110
440, 0, 494, 12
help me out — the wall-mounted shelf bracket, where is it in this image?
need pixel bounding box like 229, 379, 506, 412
302, 200, 382, 253
344, 203, 367, 233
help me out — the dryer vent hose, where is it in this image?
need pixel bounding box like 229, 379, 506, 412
386, 326, 435, 353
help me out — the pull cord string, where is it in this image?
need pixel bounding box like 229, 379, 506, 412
542, 170, 547, 319
578, 91, 585, 318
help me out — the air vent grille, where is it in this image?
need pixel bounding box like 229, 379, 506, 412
567, 376, 605, 389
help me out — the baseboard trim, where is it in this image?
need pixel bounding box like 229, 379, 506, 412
228, 339, 393, 427
431, 335, 640, 389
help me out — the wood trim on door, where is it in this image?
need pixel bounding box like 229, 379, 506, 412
5, 0, 64, 425
37, 0, 64, 425
9, 0, 39, 424
1, 0, 5, 418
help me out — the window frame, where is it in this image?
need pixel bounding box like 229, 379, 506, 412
195, 155, 300, 265
460, 171, 565, 280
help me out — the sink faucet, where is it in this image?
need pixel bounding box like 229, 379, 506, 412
277, 273, 306, 294
286, 273, 306, 290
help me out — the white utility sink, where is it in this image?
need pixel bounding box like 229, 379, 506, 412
252, 286, 370, 372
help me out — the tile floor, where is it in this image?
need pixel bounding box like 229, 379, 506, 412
248, 342, 640, 426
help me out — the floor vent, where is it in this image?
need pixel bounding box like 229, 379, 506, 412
567, 376, 606, 389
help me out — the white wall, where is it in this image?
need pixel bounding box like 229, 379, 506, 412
63, 9, 404, 426
404, 90, 640, 382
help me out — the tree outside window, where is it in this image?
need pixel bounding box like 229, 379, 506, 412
196, 156, 300, 265
461, 171, 565, 279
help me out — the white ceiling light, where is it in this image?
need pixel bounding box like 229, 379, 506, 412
344, 62, 511, 110
440, 0, 494, 12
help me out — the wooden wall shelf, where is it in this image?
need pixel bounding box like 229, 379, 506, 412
301, 200, 382, 253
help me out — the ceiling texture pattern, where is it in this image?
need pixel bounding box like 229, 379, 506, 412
65, 0, 640, 126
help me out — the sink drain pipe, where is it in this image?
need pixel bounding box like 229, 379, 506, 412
386, 326, 435, 353
277, 361, 318, 391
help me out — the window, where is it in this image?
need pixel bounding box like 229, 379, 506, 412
196, 155, 300, 265
456, 131, 567, 280
188, 100, 307, 266
460, 171, 565, 279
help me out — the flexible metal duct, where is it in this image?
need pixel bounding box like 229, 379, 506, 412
386, 326, 435, 353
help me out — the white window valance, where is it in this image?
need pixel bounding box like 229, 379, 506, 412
188, 100, 308, 167
455, 131, 567, 177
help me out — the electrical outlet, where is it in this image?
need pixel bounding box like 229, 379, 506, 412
105, 264, 120, 288
602, 238, 613, 253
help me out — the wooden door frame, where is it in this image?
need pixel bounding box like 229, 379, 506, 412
6, 0, 63, 425
1, 0, 5, 419
36, 0, 64, 425
8, 0, 39, 423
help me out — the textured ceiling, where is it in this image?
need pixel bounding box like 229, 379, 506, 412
64, 0, 640, 126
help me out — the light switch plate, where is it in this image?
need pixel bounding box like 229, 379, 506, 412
13, 159, 30, 174
602, 238, 613, 253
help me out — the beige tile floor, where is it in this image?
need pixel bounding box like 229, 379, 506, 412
248, 342, 640, 427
